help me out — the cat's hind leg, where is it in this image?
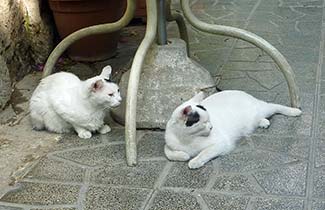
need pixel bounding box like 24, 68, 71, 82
258, 118, 270, 128
30, 111, 45, 130
164, 145, 190, 161
99, 124, 111, 134
266, 103, 302, 117
43, 110, 71, 133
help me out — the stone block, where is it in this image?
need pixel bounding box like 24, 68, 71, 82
55, 144, 125, 167
255, 113, 312, 137
0, 206, 23, 210
53, 128, 125, 152
112, 38, 216, 129
253, 162, 307, 196
219, 77, 269, 92
32, 208, 76, 210
250, 198, 304, 210
90, 160, 167, 188
247, 70, 285, 90
202, 193, 249, 210
191, 48, 232, 75
212, 174, 263, 195
138, 132, 166, 159
25, 157, 85, 183
147, 190, 201, 210
0, 182, 80, 205
191, 0, 257, 12
251, 136, 309, 159
222, 61, 276, 72
312, 200, 325, 210
163, 162, 213, 189
315, 138, 325, 167
53, 134, 104, 152
217, 150, 297, 173
229, 48, 264, 62
313, 167, 325, 198
85, 186, 150, 210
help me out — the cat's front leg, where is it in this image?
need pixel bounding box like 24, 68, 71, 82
99, 124, 111, 134
164, 145, 191, 161
73, 125, 92, 139
188, 123, 212, 137
188, 145, 221, 169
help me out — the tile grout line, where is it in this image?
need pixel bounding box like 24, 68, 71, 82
0, 202, 76, 209
27, 204, 77, 210
153, 162, 174, 189
195, 193, 210, 210
305, 1, 325, 209
245, 197, 257, 210
142, 190, 158, 210
141, 162, 173, 210
76, 169, 92, 210
204, 161, 221, 191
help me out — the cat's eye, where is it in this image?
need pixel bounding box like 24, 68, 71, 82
109, 93, 114, 96
118, 89, 120, 92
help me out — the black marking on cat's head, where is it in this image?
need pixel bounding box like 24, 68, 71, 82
185, 111, 200, 127
104, 78, 112, 83
196, 105, 206, 111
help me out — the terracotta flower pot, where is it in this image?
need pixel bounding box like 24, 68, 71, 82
48, 0, 125, 61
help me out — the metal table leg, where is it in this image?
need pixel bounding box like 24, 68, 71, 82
125, 0, 158, 166
166, 0, 190, 55
180, 0, 300, 108
42, 0, 136, 78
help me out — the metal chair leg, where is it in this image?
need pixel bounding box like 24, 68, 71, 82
180, 0, 300, 108
42, 0, 136, 78
125, 0, 158, 166
166, 1, 190, 55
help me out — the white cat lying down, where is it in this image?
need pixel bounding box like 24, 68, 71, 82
30, 65, 122, 139
164, 90, 302, 169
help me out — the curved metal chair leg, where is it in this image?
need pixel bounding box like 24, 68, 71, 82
125, 0, 158, 166
42, 0, 136, 78
180, 0, 300, 108
166, 1, 190, 55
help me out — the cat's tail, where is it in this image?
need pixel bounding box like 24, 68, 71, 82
267, 103, 302, 117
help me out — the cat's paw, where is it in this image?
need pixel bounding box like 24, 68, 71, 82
188, 159, 205, 169
164, 146, 190, 161
78, 130, 92, 139
171, 152, 191, 161
99, 124, 111, 134
290, 108, 302, 116
258, 119, 270, 129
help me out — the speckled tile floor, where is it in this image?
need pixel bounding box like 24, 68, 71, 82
1, 0, 325, 209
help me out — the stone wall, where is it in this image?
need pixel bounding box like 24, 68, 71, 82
0, 0, 54, 109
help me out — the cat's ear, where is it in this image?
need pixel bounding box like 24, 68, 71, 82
182, 105, 192, 117
91, 80, 104, 92
100, 65, 112, 79
190, 92, 205, 103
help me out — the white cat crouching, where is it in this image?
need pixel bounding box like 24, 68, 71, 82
29, 65, 122, 139
164, 90, 302, 169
